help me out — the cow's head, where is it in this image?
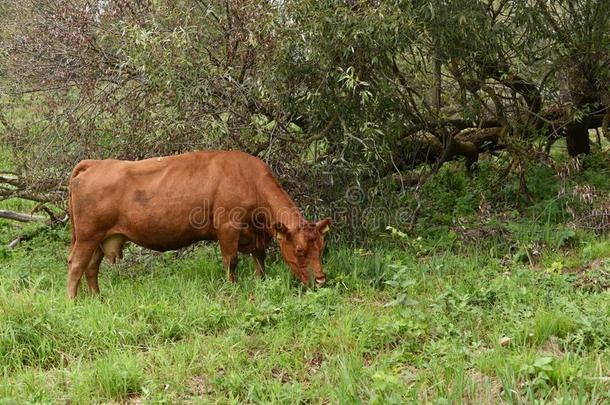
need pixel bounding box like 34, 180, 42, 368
273, 218, 331, 286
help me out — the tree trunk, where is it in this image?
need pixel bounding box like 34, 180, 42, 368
432, 47, 442, 113
565, 121, 591, 156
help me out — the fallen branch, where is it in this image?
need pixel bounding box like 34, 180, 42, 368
32, 203, 63, 222
0, 174, 21, 187
0, 190, 66, 203
8, 227, 46, 249
6, 213, 69, 249
0, 209, 46, 222
8, 237, 24, 249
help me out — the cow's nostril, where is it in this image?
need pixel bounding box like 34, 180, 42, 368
315, 276, 326, 286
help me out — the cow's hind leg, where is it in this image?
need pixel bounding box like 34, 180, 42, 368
67, 241, 99, 299
85, 247, 104, 295
219, 225, 240, 283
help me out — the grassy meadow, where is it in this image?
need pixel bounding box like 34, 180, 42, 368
1, 1, 609, 401
2, 148, 610, 403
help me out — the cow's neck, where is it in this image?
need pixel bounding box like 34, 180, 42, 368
259, 180, 303, 229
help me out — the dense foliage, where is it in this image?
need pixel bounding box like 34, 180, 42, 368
0, 1, 608, 227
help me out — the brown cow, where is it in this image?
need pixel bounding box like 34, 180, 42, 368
67, 151, 331, 298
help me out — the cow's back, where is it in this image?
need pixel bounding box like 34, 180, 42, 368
69, 151, 266, 251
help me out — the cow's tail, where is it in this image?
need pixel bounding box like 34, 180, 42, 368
68, 160, 93, 248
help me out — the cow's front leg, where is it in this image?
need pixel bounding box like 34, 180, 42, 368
218, 224, 240, 283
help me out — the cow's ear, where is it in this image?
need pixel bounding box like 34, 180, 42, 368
274, 222, 288, 240
316, 218, 332, 235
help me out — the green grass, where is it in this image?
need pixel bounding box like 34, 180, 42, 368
1, 224, 610, 404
